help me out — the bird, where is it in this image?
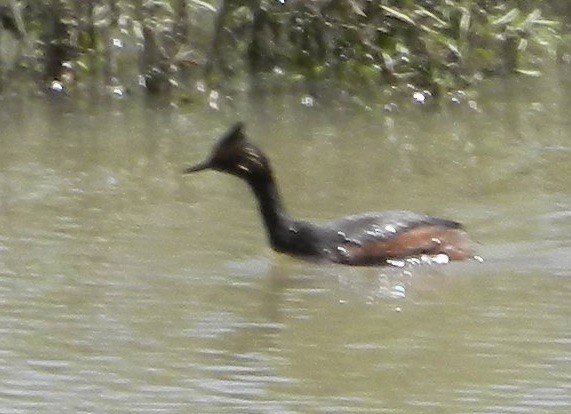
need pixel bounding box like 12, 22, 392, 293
183, 123, 474, 266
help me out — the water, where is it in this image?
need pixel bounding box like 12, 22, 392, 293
0, 71, 570, 413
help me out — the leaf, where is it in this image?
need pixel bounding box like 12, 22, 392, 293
533, 19, 560, 28
189, 0, 217, 13
132, 20, 144, 41
517, 9, 541, 32
381, 6, 415, 27
493, 9, 519, 27
348, 0, 366, 17
381, 52, 394, 72
523, 9, 542, 25
143, 0, 174, 14
446, 42, 461, 59
459, 7, 470, 40
418, 24, 437, 35
414, 7, 447, 27
514, 69, 542, 77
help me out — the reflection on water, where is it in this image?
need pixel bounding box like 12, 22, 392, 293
0, 72, 570, 412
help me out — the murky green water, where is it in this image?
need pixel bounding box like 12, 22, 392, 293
1, 71, 570, 413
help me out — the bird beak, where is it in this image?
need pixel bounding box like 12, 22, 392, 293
183, 159, 211, 174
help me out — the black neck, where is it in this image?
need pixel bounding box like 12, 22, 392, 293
246, 174, 295, 252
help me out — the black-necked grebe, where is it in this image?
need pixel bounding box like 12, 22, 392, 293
184, 123, 473, 266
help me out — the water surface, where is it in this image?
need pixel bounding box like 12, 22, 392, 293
0, 72, 570, 412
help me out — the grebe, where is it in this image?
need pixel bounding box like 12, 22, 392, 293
184, 123, 473, 266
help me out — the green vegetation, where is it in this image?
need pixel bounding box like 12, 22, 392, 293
0, 0, 569, 104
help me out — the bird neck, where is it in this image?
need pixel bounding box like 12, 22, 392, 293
246, 173, 296, 251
